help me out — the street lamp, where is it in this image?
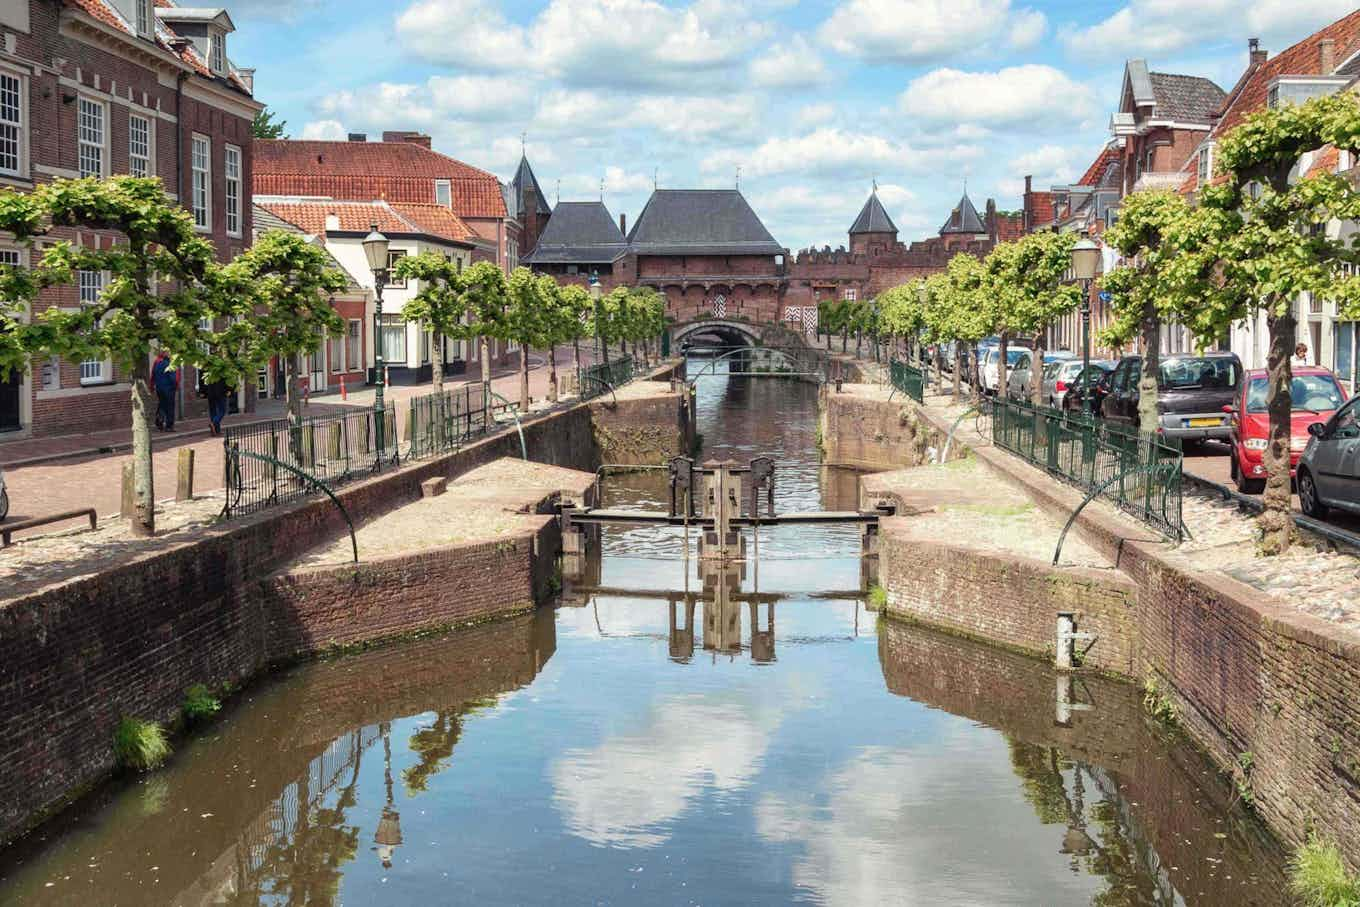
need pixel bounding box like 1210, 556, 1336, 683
1071, 232, 1101, 416
589, 269, 605, 366
362, 224, 390, 457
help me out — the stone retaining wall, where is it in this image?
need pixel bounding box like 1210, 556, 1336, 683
0, 365, 686, 846
818, 386, 953, 470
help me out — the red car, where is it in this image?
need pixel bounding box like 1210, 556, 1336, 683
1226, 366, 1348, 494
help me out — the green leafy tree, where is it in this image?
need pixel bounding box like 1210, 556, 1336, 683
455, 260, 510, 393
934, 254, 995, 402
2, 177, 218, 536
1098, 191, 1208, 431
252, 107, 288, 140
392, 252, 478, 391
501, 267, 546, 411
988, 232, 1081, 404
214, 230, 346, 431
876, 283, 924, 361
558, 282, 593, 373
0, 192, 45, 383
1193, 92, 1360, 553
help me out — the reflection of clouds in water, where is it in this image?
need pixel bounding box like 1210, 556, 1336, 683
551, 696, 782, 848
757, 734, 1080, 905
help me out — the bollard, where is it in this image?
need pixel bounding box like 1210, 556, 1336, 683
120, 461, 135, 517
175, 448, 195, 501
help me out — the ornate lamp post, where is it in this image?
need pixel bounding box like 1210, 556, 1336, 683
362, 224, 390, 456
1071, 232, 1101, 416
589, 269, 605, 365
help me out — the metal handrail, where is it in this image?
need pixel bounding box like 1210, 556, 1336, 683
225, 447, 359, 563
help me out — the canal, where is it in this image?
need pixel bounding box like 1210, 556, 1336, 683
0, 359, 1288, 905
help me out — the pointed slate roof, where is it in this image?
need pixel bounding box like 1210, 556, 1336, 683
939, 191, 986, 235
509, 154, 552, 219
626, 189, 783, 256
521, 202, 628, 264
849, 191, 897, 235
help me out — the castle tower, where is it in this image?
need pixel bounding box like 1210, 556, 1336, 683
848, 189, 897, 256
510, 153, 553, 255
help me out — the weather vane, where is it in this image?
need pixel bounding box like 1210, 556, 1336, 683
736, 165, 741, 191
654, 166, 659, 191
599, 176, 605, 201
556, 178, 560, 205
520, 130, 526, 155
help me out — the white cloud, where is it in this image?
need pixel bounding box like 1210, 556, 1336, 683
1008, 7, 1048, 48
819, 0, 1047, 64
750, 36, 830, 89
996, 144, 1084, 196
315, 82, 437, 129
702, 128, 982, 180
900, 65, 1098, 130
1060, 0, 1357, 60
633, 95, 763, 139
427, 76, 534, 119
298, 119, 346, 140
395, 0, 529, 70
795, 102, 837, 128
564, 166, 656, 196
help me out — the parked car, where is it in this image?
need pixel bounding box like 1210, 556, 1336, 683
1101, 352, 1242, 442
1227, 367, 1348, 494
980, 347, 1032, 396
1298, 394, 1360, 517
1005, 350, 1076, 401
1042, 359, 1117, 410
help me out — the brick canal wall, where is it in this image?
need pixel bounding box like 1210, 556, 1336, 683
0, 364, 685, 846
818, 385, 954, 470
831, 386, 1360, 866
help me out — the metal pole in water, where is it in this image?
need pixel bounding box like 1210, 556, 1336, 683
1056, 611, 1075, 671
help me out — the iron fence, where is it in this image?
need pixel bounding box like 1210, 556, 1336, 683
579, 355, 636, 400
990, 397, 1184, 539
889, 358, 925, 403
223, 405, 398, 518
405, 384, 492, 459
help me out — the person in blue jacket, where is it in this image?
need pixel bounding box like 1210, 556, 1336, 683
151, 351, 178, 431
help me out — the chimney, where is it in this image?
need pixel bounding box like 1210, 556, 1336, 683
1249, 38, 1267, 65
620, 213, 626, 235
347, 132, 367, 142
1024, 175, 1032, 194
381, 130, 432, 149
324, 213, 340, 232
1320, 37, 1336, 74
237, 67, 255, 93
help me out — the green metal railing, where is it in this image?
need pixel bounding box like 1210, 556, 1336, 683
888, 358, 925, 403
405, 383, 492, 459
579, 355, 636, 400
990, 398, 1185, 540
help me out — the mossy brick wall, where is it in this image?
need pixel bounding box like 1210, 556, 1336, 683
0, 374, 687, 846
877, 526, 1139, 676
589, 389, 693, 466
818, 387, 957, 471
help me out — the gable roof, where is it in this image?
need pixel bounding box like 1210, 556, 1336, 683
253, 140, 508, 219
1078, 146, 1123, 187
522, 202, 627, 264
626, 190, 783, 256
849, 191, 898, 235
249, 204, 365, 292
509, 155, 552, 219
254, 198, 478, 248
939, 192, 985, 235
1148, 72, 1227, 123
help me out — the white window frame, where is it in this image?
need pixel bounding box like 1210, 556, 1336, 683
209, 30, 226, 75
380, 314, 407, 364
224, 143, 241, 237
347, 319, 361, 371
191, 133, 211, 232
1197, 145, 1212, 184
128, 112, 153, 178
134, 0, 153, 38
77, 96, 106, 179
843, 288, 857, 301
77, 269, 111, 385
434, 179, 451, 207
386, 250, 407, 287
0, 68, 26, 179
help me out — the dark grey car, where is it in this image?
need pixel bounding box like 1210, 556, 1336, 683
1298, 395, 1360, 518
1102, 352, 1241, 441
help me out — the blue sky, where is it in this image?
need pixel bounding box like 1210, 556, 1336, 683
231, 0, 1358, 250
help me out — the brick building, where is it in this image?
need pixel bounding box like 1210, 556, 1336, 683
0, 0, 262, 438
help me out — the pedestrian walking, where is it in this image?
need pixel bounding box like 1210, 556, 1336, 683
204, 377, 230, 436
151, 352, 178, 431
1293, 342, 1311, 367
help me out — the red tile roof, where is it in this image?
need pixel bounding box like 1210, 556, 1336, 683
254, 140, 508, 219
1213, 10, 1360, 138
1078, 146, 1121, 187
256, 199, 477, 246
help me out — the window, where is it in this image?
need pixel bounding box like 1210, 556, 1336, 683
380, 314, 406, 364
77, 97, 104, 178
224, 144, 241, 236
191, 134, 210, 230
209, 31, 226, 75
329, 330, 344, 373
435, 179, 451, 207
78, 270, 109, 384
843, 288, 857, 301
0, 71, 23, 177
420, 326, 431, 364
1197, 145, 1212, 183
128, 114, 151, 178
1268, 78, 1345, 109
386, 250, 407, 287
347, 320, 361, 371
134, 0, 153, 37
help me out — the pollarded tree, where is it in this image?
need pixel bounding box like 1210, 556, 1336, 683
937, 253, 994, 403
557, 282, 593, 373
1097, 191, 1208, 431
878, 283, 925, 363
1193, 92, 1360, 554
534, 273, 568, 403
455, 260, 510, 393
3, 177, 217, 536
392, 252, 478, 392
920, 273, 953, 390
990, 231, 1081, 404
0, 192, 44, 386
215, 230, 347, 430
502, 267, 546, 412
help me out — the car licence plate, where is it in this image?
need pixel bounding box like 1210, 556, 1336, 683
1186, 417, 1221, 428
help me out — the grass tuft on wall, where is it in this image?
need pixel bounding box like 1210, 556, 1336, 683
182, 684, 222, 724
1290, 835, 1360, 907
113, 717, 171, 772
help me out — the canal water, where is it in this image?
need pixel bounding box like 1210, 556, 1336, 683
0, 359, 1288, 905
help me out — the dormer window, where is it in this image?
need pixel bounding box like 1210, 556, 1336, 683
1197, 144, 1213, 183
209, 31, 225, 74
435, 179, 451, 207
1267, 76, 1349, 109
135, 0, 153, 38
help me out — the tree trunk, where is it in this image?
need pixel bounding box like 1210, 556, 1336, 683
431, 331, 444, 391
129, 358, 156, 537
953, 346, 963, 403
998, 334, 1009, 401
971, 342, 982, 404
548, 346, 559, 403
1031, 331, 1045, 406
1136, 303, 1160, 434
573, 337, 581, 370
519, 344, 530, 412
286, 351, 305, 468
934, 345, 944, 392
841, 331, 847, 353
855, 331, 862, 357
1259, 308, 1296, 556
480, 337, 492, 410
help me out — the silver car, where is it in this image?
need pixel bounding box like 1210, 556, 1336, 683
1298, 395, 1360, 518
1005, 350, 1076, 402
1042, 359, 1116, 409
